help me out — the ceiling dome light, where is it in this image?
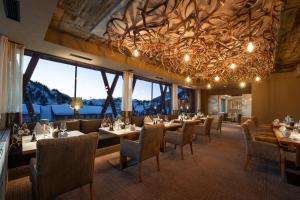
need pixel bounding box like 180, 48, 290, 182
133, 49, 140, 57
240, 82, 246, 88
255, 76, 261, 82
214, 76, 220, 82
229, 63, 237, 69
246, 42, 254, 53
186, 76, 191, 83
207, 83, 211, 89
183, 54, 190, 62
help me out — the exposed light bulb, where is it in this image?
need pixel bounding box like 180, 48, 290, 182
133, 49, 139, 57
240, 82, 246, 88
186, 76, 191, 83
183, 54, 190, 62
247, 42, 254, 53
214, 76, 220, 82
207, 83, 211, 89
229, 63, 237, 69
255, 76, 261, 82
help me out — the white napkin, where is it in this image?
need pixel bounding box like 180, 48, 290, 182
144, 116, 153, 124
33, 122, 44, 135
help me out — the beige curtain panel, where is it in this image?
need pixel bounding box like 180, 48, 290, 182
0, 35, 24, 114
122, 71, 133, 112
172, 84, 178, 111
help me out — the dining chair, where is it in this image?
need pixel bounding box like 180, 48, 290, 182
30, 133, 98, 200
211, 115, 223, 135
241, 120, 281, 172
194, 117, 214, 142
120, 124, 164, 182
164, 121, 198, 160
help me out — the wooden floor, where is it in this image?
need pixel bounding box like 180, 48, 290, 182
6, 124, 300, 200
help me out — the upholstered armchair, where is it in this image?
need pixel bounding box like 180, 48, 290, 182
211, 115, 223, 135
194, 117, 214, 142
30, 133, 98, 200
246, 119, 277, 144
241, 120, 281, 172
165, 121, 198, 160
120, 124, 164, 182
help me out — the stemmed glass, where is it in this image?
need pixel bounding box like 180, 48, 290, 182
60, 121, 67, 136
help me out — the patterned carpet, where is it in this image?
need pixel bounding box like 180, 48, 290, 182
6, 124, 300, 200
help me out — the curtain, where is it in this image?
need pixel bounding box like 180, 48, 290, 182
0, 36, 24, 114
122, 71, 133, 112
172, 84, 178, 111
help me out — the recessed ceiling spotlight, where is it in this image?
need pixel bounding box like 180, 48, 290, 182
255, 76, 261, 82
246, 42, 254, 53
229, 63, 237, 69
240, 82, 246, 88
183, 54, 190, 62
207, 83, 211, 89
133, 49, 140, 57
186, 76, 191, 83
214, 76, 220, 82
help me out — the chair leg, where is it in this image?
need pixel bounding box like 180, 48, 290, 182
120, 154, 127, 169
174, 144, 177, 149
208, 134, 211, 142
244, 155, 251, 171
219, 128, 222, 136
90, 183, 95, 200
156, 154, 160, 171
180, 146, 184, 160
138, 162, 143, 182
190, 142, 193, 155
280, 148, 285, 178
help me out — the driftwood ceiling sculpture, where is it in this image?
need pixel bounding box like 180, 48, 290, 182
104, 0, 283, 83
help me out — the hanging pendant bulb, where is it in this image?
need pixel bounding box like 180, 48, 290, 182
133, 49, 140, 57
229, 63, 237, 70
240, 82, 246, 88
186, 76, 191, 83
255, 76, 261, 82
207, 83, 211, 89
183, 54, 190, 62
214, 76, 220, 82
247, 42, 254, 53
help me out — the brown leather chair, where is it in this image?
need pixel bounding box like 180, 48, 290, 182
194, 117, 214, 142
30, 133, 98, 200
120, 124, 164, 182
165, 121, 198, 160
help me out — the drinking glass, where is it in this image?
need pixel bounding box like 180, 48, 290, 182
60, 121, 67, 134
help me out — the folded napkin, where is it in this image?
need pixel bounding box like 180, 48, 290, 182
144, 116, 153, 124
33, 122, 44, 135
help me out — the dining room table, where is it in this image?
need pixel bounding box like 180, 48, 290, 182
22, 130, 84, 155
273, 127, 300, 178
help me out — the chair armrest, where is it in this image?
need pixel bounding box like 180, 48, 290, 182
256, 124, 272, 132
120, 139, 140, 159
251, 140, 280, 161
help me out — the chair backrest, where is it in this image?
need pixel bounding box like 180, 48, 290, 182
139, 124, 164, 160
211, 115, 222, 130
182, 121, 198, 145
36, 133, 98, 199
241, 120, 254, 154
203, 117, 214, 135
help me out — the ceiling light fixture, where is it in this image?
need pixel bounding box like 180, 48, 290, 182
247, 42, 254, 53
214, 76, 220, 82
183, 53, 190, 62
186, 76, 191, 83
255, 76, 261, 82
207, 83, 211, 89
240, 82, 246, 88
229, 63, 237, 69
133, 49, 139, 57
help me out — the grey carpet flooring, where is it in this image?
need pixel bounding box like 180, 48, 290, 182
6, 124, 300, 200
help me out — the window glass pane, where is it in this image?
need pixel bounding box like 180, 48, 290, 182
132, 80, 152, 115
178, 87, 190, 112
23, 59, 75, 122
22, 55, 32, 73
77, 67, 105, 119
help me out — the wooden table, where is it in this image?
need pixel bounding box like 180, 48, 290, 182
144, 122, 182, 130
22, 131, 84, 155
273, 128, 300, 177
173, 119, 203, 124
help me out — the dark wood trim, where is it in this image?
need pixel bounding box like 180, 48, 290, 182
100, 71, 119, 117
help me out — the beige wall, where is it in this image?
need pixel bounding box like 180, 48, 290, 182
252, 71, 300, 124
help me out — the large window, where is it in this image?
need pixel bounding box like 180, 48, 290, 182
22, 53, 123, 122
132, 78, 171, 115
178, 87, 195, 113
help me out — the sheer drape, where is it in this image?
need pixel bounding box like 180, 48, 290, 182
0, 36, 24, 114
172, 84, 178, 111
122, 71, 133, 112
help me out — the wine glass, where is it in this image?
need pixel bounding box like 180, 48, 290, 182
60, 121, 67, 135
